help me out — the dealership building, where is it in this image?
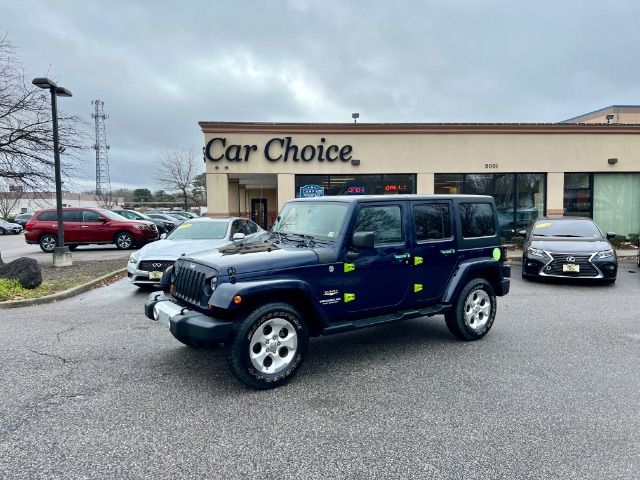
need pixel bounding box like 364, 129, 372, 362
201, 105, 640, 237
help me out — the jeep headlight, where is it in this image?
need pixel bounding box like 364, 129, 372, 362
210, 275, 218, 290
129, 253, 138, 264
596, 249, 614, 259
526, 246, 547, 258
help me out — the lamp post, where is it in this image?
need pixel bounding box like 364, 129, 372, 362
32, 77, 73, 266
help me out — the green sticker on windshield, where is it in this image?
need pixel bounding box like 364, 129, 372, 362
492, 248, 501, 261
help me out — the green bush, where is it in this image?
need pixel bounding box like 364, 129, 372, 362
609, 235, 627, 249
628, 233, 639, 248
512, 236, 525, 250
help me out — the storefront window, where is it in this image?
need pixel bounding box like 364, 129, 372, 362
564, 173, 592, 217
434, 174, 463, 194
434, 173, 546, 237
593, 173, 640, 238
295, 174, 416, 197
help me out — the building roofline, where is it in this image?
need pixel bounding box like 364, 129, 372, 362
561, 105, 640, 123
199, 121, 640, 135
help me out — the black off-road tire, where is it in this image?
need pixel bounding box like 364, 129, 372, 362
114, 231, 135, 250
226, 302, 309, 390
39, 234, 58, 253
445, 278, 497, 341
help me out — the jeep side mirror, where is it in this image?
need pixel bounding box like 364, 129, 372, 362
606, 232, 617, 240
160, 233, 167, 240
352, 231, 375, 249
232, 233, 246, 241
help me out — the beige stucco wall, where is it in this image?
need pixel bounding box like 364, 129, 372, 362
203, 129, 640, 216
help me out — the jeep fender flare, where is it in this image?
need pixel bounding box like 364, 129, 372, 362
209, 279, 330, 327
441, 258, 504, 304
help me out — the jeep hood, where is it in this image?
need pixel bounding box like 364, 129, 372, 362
185, 242, 320, 275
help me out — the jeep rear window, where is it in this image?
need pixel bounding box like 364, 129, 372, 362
273, 202, 349, 239
459, 203, 496, 238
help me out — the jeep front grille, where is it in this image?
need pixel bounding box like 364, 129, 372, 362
172, 261, 211, 305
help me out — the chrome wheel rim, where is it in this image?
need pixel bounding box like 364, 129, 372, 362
464, 289, 491, 331
42, 236, 56, 252
249, 317, 298, 375
117, 234, 132, 248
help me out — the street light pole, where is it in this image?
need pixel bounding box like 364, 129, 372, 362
32, 77, 73, 267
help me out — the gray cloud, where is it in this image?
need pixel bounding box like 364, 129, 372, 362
2, 0, 639, 189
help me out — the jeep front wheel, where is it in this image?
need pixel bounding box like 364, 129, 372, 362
226, 302, 308, 389
445, 278, 496, 341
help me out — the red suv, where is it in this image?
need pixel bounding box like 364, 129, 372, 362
25, 208, 159, 252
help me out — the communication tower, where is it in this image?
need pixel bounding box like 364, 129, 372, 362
91, 100, 111, 195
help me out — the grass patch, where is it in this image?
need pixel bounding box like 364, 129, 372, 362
0, 259, 126, 302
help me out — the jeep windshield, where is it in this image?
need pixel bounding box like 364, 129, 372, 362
271, 201, 349, 240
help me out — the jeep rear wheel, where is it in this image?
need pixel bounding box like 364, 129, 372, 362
445, 278, 496, 341
226, 302, 308, 389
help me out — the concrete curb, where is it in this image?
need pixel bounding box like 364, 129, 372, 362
0, 268, 126, 310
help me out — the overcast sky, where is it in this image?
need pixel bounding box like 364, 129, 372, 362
2, 0, 639, 191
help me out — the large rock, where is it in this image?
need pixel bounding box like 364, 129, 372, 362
0, 257, 42, 289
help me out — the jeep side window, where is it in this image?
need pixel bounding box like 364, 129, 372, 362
414, 204, 452, 241
354, 205, 403, 244
459, 203, 496, 238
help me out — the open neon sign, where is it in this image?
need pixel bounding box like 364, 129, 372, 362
384, 184, 408, 192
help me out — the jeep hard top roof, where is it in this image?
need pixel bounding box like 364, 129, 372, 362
290, 194, 494, 203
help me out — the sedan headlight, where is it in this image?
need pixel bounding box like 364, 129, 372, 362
135, 224, 151, 230
128, 253, 138, 264
596, 249, 615, 259
526, 246, 547, 258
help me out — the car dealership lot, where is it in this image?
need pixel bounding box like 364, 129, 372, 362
0, 264, 638, 479
0, 232, 131, 264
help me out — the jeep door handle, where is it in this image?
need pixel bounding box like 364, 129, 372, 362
440, 249, 456, 255
393, 253, 410, 262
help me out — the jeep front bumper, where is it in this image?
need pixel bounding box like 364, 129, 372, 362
145, 293, 233, 344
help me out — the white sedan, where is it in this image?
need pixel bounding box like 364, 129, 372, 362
127, 217, 265, 288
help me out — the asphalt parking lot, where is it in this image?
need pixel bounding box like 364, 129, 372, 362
0, 262, 639, 479
0, 232, 133, 264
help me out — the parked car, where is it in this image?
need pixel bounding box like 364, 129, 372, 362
163, 212, 190, 223
147, 212, 184, 228
521, 217, 617, 282
14, 212, 35, 229
167, 210, 198, 220
112, 209, 173, 234
145, 194, 511, 389
25, 208, 158, 252
128, 217, 265, 288
0, 219, 23, 235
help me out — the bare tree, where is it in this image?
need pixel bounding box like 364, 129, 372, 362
0, 34, 86, 191
0, 181, 23, 218
156, 149, 201, 210
95, 191, 119, 209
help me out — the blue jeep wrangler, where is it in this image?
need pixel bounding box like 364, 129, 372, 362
145, 195, 510, 389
